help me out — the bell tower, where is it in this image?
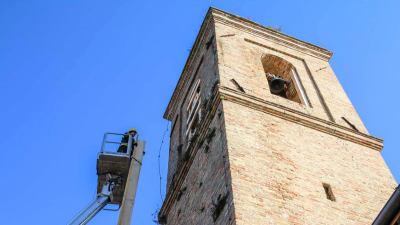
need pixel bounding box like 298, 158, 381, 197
159, 8, 397, 224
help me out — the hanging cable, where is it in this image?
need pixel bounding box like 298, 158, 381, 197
158, 121, 170, 203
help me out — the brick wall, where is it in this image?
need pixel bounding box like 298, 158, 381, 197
223, 100, 396, 224
166, 22, 218, 190
165, 106, 235, 224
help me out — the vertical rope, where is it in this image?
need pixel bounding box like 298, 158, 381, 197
158, 121, 170, 203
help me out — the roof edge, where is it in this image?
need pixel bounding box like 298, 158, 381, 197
210, 7, 333, 60
163, 7, 215, 120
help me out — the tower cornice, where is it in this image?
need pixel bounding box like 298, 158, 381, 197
210, 7, 333, 61
219, 86, 383, 151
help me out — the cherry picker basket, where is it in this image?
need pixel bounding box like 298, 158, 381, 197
96, 132, 136, 204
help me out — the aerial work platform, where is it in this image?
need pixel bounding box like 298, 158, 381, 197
96, 132, 136, 204
69, 130, 144, 225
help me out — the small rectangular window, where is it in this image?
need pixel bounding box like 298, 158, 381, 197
322, 183, 336, 202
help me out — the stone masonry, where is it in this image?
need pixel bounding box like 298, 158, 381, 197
159, 8, 398, 225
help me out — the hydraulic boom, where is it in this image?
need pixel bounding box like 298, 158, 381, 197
67, 131, 144, 225
68, 183, 112, 225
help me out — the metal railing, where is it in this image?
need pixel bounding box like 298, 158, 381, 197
100, 132, 136, 157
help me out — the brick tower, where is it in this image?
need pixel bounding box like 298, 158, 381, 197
159, 8, 397, 225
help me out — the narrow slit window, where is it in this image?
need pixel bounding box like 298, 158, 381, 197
322, 183, 336, 202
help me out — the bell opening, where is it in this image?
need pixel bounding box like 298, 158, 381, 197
262, 54, 302, 104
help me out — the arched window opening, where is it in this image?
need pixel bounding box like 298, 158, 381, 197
262, 54, 307, 105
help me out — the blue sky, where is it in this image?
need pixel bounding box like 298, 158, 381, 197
0, 1, 399, 224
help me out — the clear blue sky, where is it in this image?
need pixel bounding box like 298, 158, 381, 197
0, 1, 399, 224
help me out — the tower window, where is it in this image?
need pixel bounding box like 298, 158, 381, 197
262, 54, 309, 106
186, 79, 202, 143
322, 183, 336, 202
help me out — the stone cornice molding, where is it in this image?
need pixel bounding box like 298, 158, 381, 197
219, 86, 383, 151
211, 8, 333, 61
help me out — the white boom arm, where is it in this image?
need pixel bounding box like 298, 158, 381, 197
68, 183, 112, 225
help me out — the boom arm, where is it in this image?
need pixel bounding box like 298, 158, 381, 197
68, 183, 112, 225
67, 133, 144, 225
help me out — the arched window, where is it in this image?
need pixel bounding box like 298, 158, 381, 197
261, 54, 308, 106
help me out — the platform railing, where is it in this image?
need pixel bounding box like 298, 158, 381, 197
100, 132, 135, 157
